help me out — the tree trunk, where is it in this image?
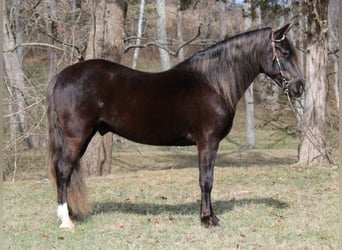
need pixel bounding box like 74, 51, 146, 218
3, 0, 36, 149
298, 41, 329, 164
176, 4, 184, 62
48, 0, 58, 82
82, 0, 127, 176
244, 86, 255, 148
328, 0, 339, 110
242, 0, 255, 148
12, 0, 23, 65
298, 0, 330, 165
156, 0, 170, 70
219, 1, 226, 40
132, 0, 145, 69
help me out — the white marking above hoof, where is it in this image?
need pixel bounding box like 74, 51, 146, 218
57, 203, 75, 230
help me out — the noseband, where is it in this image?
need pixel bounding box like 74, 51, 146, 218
271, 32, 289, 95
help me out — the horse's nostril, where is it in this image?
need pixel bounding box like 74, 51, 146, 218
290, 82, 304, 97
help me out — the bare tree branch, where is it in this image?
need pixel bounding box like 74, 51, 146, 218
32, 0, 43, 10
3, 42, 84, 61
328, 48, 339, 56
4, 99, 44, 118
39, 27, 86, 59
123, 23, 203, 57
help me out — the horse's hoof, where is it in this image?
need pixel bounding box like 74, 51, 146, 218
59, 220, 75, 230
201, 214, 220, 227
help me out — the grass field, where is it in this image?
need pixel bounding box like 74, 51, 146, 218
3, 146, 338, 249
3, 100, 339, 249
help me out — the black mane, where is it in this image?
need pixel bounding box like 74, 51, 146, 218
175, 27, 272, 108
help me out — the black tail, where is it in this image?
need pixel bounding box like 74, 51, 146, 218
47, 75, 63, 190
47, 75, 90, 215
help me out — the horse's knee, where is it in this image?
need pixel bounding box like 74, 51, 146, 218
56, 158, 73, 180
199, 174, 213, 191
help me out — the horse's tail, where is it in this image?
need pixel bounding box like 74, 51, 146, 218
47, 75, 91, 216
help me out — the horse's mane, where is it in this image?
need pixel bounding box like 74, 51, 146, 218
175, 27, 272, 108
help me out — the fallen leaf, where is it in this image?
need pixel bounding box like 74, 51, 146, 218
154, 217, 161, 224
116, 221, 125, 229
324, 185, 337, 192
42, 233, 49, 238
124, 198, 131, 204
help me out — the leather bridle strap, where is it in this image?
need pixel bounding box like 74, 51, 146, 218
271, 32, 289, 94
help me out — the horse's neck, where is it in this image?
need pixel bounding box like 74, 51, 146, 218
177, 30, 269, 109
213, 39, 264, 108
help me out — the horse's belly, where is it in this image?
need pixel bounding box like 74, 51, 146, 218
112, 119, 196, 146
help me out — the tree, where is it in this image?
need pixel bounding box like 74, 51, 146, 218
132, 0, 146, 69
328, 0, 339, 110
176, 2, 185, 62
298, 0, 331, 165
10, 0, 23, 65
47, 0, 58, 82
156, 0, 171, 70
3, 0, 36, 149
81, 0, 127, 176
219, 0, 227, 40
242, 0, 255, 148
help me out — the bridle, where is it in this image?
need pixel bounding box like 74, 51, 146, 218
271, 32, 297, 125
271, 32, 289, 95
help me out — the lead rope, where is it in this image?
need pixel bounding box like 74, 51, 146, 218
271, 32, 334, 166
285, 89, 334, 165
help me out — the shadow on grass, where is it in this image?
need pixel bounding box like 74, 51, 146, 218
113, 150, 297, 172
90, 197, 288, 217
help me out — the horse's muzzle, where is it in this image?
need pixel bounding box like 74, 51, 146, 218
287, 78, 304, 97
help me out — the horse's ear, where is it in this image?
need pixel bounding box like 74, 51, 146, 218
273, 23, 292, 39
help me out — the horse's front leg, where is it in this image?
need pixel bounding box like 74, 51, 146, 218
197, 140, 220, 227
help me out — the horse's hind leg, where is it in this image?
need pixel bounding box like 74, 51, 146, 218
197, 139, 220, 226
56, 137, 83, 230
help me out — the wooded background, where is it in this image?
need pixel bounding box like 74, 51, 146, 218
2, 0, 339, 180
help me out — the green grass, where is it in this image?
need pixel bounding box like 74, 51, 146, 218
3, 152, 338, 249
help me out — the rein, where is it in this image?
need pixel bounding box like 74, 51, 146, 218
271, 32, 289, 95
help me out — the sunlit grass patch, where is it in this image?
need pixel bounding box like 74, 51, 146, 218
4, 156, 338, 249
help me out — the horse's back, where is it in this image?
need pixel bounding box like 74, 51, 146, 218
56, 59, 130, 85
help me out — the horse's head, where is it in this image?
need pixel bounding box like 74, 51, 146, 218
261, 24, 304, 97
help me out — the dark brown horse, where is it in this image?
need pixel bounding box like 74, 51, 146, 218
47, 24, 304, 229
